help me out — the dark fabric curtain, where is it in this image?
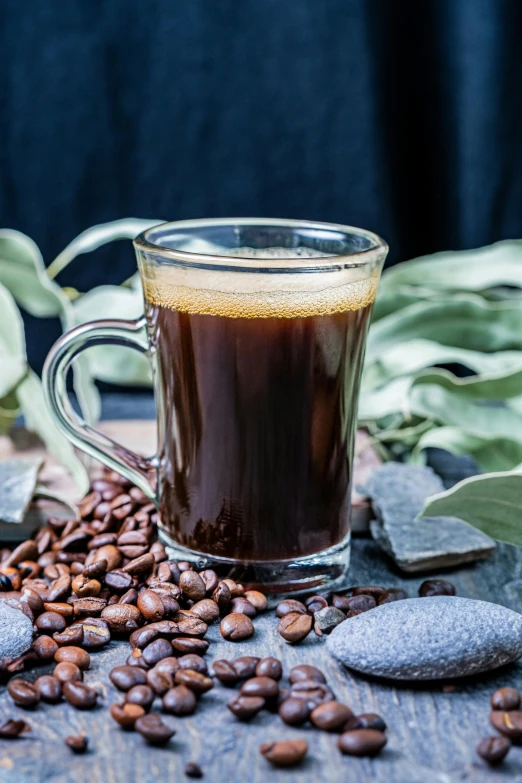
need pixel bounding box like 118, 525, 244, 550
1, 0, 521, 369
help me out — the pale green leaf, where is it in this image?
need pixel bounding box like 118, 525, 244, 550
412, 426, 522, 473
358, 377, 412, 421
412, 366, 522, 400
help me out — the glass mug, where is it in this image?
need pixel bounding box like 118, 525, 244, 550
43, 218, 387, 593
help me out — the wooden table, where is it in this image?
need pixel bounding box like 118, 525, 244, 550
1, 537, 521, 783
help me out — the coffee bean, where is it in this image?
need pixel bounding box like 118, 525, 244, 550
63, 681, 98, 709
36, 611, 66, 633
233, 657, 260, 679
110, 702, 146, 729
419, 579, 456, 597
259, 739, 308, 767
54, 661, 83, 683
163, 685, 197, 716
80, 490, 102, 518
65, 734, 89, 753
222, 579, 244, 598
310, 701, 353, 731
278, 696, 311, 725
305, 595, 328, 613
171, 637, 209, 655
147, 668, 173, 696
122, 553, 155, 577
344, 713, 387, 732
101, 604, 141, 633
179, 571, 206, 602
491, 687, 521, 711
53, 626, 84, 647
290, 681, 334, 709
137, 590, 165, 622
230, 597, 256, 618
278, 612, 312, 643
4, 540, 39, 568
212, 660, 239, 685
125, 684, 155, 711
352, 585, 385, 599
227, 695, 265, 720
344, 594, 377, 617
21, 586, 44, 615
142, 638, 173, 666
185, 761, 203, 779
34, 675, 62, 703
174, 669, 214, 695
43, 601, 73, 618
220, 613, 254, 641
155, 657, 181, 677
83, 560, 108, 580
93, 544, 121, 571
338, 729, 387, 756
490, 710, 522, 739
276, 599, 308, 618
72, 597, 108, 617
174, 612, 208, 638
212, 582, 231, 609
477, 736, 511, 765
75, 618, 111, 648
120, 588, 139, 606
331, 594, 351, 612
240, 676, 279, 699
0, 719, 31, 738
129, 625, 159, 649
105, 569, 133, 593
135, 713, 175, 745
109, 664, 147, 691
198, 569, 218, 595
189, 599, 220, 624
289, 664, 326, 684
71, 575, 102, 598
178, 654, 208, 674
127, 649, 149, 668
255, 657, 282, 680
33, 635, 59, 660
7, 679, 40, 708
54, 646, 91, 670
378, 588, 408, 605
244, 590, 267, 612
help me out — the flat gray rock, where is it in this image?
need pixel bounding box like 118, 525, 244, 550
0, 457, 42, 524
327, 596, 522, 680
363, 463, 495, 572
0, 601, 34, 662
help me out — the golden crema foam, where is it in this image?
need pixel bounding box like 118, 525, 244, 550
141, 247, 378, 319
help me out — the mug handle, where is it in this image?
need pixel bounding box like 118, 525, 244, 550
43, 317, 158, 503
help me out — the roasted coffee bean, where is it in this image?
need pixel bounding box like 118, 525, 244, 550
110, 665, 148, 691
227, 694, 265, 720
21, 586, 44, 616
142, 638, 173, 666
185, 762, 203, 779
130, 625, 160, 649
149, 581, 182, 600
105, 569, 133, 593
120, 588, 139, 605
43, 602, 73, 618
7, 679, 40, 708
33, 635, 59, 660
352, 585, 385, 599
75, 618, 111, 648
117, 530, 149, 548
256, 657, 282, 681
93, 544, 122, 572
244, 590, 267, 612
278, 696, 311, 725
491, 687, 521, 711
65, 734, 89, 753
189, 599, 220, 624
125, 684, 155, 711
213, 659, 239, 685
101, 604, 141, 633
276, 599, 308, 618
278, 612, 312, 643
34, 674, 62, 703
54, 662, 83, 684
174, 669, 214, 695
171, 637, 209, 655
18, 560, 40, 580
289, 664, 326, 684
179, 571, 206, 602
233, 656, 260, 679
0, 719, 31, 738
135, 713, 175, 745
54, 646, 91, 670
36, 611, 66, 633
110, 702, 146, 729
290, 681, 334, 709
230, 597, 256, 618
80, 491, 102, 518
338, 729, 387, 756
220, 613, 254, 641
199, 569, 219, 595
344, 594, 377, 617
4, 540, 38, 568
331, 594, 351, 612
154, 592, 180, 616
259, 739, 308, 767
127, 650, 149, 669
123, 553, 155, 576
177, 654, 208, 674
212, 582, 231, 609
71, 575, 101, 597
83, 559, 108, 580
163, 685, 197, 716
490, 710, 522, 739
174, 612, 208, 638
147, 668, 174, 696
477, 736, 511, 765
310, 701, 353, 731
305, 595, 328, 613
240, 676, 279, 699
156, 561, 175, 583
62, 681, 97, 709
72, 597, 107, 617
419, 579, 456, 597
378, 588, 408, 605
344, 713, 387, 732
155, 657, 180, 677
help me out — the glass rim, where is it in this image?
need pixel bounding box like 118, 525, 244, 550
134, 217, 388, 272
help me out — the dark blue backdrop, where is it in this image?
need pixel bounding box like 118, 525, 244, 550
1, 0, 522, 370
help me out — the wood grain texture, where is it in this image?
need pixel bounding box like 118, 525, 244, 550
0, 538, 521, 783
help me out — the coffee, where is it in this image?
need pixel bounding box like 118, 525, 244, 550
142, 251, 376, 563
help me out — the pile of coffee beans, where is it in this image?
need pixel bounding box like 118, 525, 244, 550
476, 686, 522, 765
275, 578, 456, 643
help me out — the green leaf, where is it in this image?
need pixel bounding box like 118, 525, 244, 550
412, 426, 522, 473
358, 377, 412, 421
412, 366, 522, 400
419, 471, 522, 547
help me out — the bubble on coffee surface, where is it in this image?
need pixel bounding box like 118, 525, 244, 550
141, 245, 378, 319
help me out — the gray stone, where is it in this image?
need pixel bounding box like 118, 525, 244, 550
314, 606, 345, 635
327, 596, 522, 680
0, 457, 42, 524
363, 463, 495, 573
0, 601, 34, 662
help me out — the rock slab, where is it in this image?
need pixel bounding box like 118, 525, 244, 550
327, 596, 522, 680
0, 601, 34, 662
363, 463, 495, 572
